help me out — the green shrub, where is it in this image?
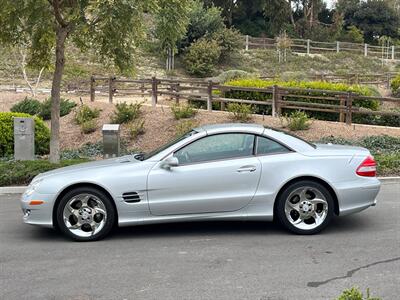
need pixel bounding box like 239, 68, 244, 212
224, 78, 380, 123
179, 0, 225, 49
284, 111, 311, 131
216, 70, 253, 83
339, 25, 364, 43
317, 135, 400, 155
209, 27, 242, 62
80, 120, 97, 134
0, 112, 50, 157
184, 38, 221, 77
171, 104, 197, 119
75, 105, 100, 125
39, 98, 77, 120
61, 142, 103, 160
111, 102, 142, 124
10, 97, 42, 115
0, 159, 88, 186
336, 287, 380, 300
390, 74, 400, 97
227, 103, 253, 122
127, 119, 145, 139
175, 119, 199, 136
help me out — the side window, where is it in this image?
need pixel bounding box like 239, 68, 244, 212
174, 133, 255, 164
256, 136, 291, 155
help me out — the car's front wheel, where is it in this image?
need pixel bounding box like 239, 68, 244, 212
276, 180, 334, 234
56, 187, 116, 241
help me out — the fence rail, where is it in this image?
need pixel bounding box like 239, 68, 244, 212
90, 76, 400, 126
244, 35, 400, 60
259, 72, 397, 88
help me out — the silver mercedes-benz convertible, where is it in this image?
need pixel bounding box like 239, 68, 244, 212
21, 123, 380, 241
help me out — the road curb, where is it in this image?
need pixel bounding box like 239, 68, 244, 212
0, 186, 27, 194
1, 177, 399, 194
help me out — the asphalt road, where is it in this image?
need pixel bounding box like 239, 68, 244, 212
0, 183, 399, 300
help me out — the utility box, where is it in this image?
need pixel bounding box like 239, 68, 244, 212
14, 117, 35, 161
102, 124, 120, 158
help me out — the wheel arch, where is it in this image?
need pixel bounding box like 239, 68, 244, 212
52, 182, 119, 229
273, 176, 339, 217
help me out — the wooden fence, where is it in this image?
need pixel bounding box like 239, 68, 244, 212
90, 76, 400, 126
244, 35, 400, 60
259, 72, 397, 88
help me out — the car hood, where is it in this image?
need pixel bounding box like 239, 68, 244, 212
34, 155, 141, 181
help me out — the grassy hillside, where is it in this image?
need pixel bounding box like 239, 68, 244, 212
1, 44, 399, 90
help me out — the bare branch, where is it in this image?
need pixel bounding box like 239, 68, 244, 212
52, 0, 68, 27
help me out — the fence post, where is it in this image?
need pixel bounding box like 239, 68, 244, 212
339, 95, 345, 123
245, 35, 249, 51
90, 76, 95, 102
386, 73, 391, 89
336, 41, 340, 53
207, 80, 213, 111
272, 85, 277, 117
346, 92, 353, 125
220, 87, 226, 111
108, 76, 114, 103
151, 76, 158, 107
392, 46, 395, 60
364, 43, 368, 57
175, 83, 180, 104
307, 39, 310, 55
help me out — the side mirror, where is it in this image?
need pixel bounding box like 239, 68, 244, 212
160, 156, 179, 170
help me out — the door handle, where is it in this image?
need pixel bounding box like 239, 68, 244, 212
237, 165, 257, 172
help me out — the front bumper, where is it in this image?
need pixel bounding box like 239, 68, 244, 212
335, 177, 381, 216
20, 191, 56, 228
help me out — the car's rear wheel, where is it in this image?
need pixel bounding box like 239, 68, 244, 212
56, 187, 115, 241
276, 180, 334, 234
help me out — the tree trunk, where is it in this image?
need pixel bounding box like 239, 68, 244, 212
49, 26, 68, 163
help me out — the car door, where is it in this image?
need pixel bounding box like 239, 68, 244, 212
147, 133, 262, 216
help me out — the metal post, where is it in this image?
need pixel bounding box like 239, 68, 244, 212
90, 76, 95, 102
102, 124, 120, 158
392, 46, 395, 60
336, 41, 339, 53
307, 39, 310, 55
151, 76, 158, 107
364, 44, 368, 57
245, 35, 249, 51
207, 80, 213, 112
108, 76, 114, 103
14, 117, 35, 161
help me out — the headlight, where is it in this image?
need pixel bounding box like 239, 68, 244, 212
24, 179, 43, 196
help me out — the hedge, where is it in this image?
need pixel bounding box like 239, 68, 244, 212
0, 159, 88, 186
0, 112, 50, 157
222, 79, 381, 123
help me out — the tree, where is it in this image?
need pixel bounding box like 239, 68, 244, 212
155, 0, 191, 71
347, 0, 400, 43
0, 0, 157, 163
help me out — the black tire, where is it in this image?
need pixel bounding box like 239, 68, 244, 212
56, 186, 116, 241
275, 180, 334, 235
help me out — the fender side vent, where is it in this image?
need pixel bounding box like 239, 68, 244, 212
122, 192, 141, 203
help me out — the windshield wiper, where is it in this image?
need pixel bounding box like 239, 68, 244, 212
133, 152, 146, 161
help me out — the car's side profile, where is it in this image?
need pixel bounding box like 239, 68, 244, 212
21, 123, 381, 241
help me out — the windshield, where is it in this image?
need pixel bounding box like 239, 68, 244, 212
135, 130, 198, 161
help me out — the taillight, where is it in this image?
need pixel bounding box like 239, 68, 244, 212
356, 156, 377, 177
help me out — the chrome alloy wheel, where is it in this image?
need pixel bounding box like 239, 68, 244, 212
284, 186, 328, 230
63, 193, 107, 237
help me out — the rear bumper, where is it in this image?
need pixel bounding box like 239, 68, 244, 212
335, 178, 381, 216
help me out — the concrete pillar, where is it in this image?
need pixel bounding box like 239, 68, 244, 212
14, 117, 35, 160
